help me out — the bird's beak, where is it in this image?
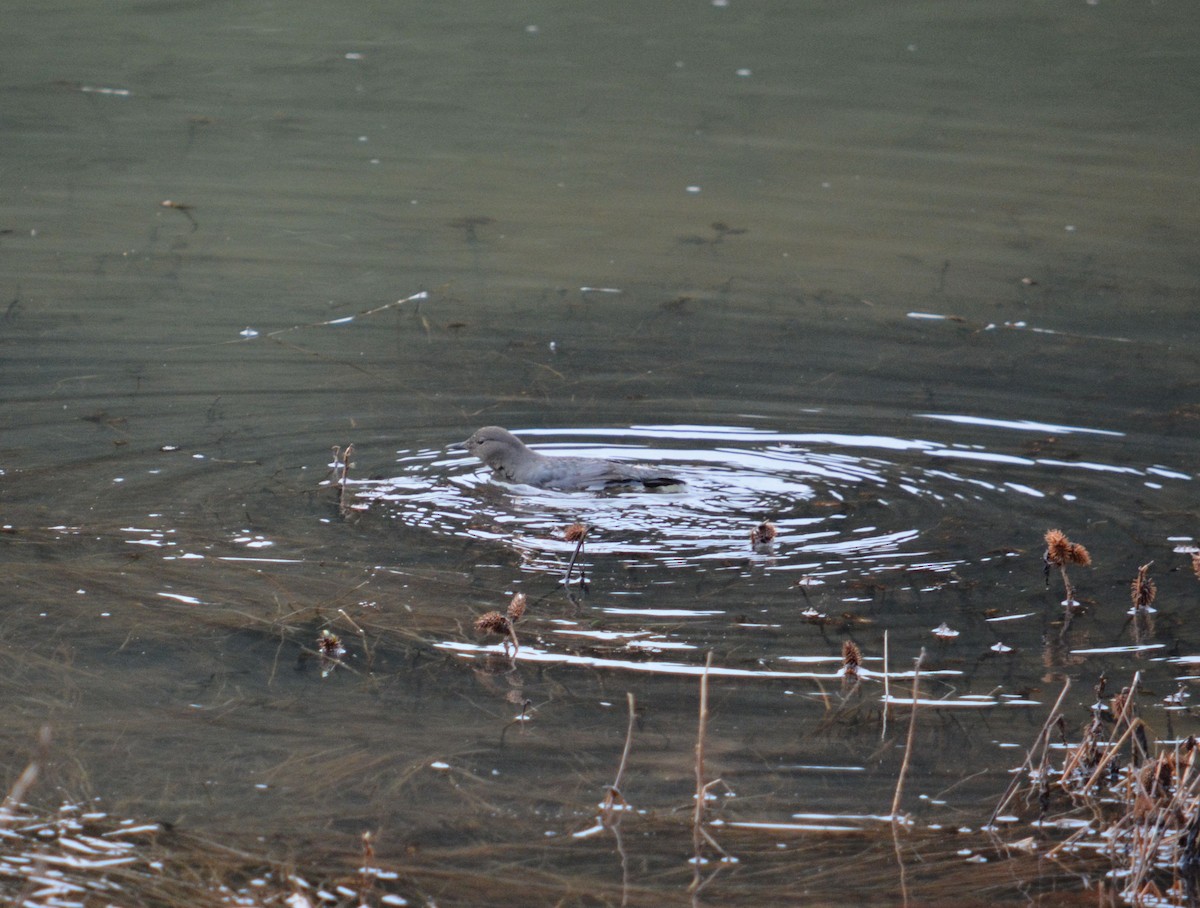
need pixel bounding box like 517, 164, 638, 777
449, 438, 469, 452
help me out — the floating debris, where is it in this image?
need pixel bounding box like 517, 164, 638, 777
317, 629, 345, 658
931, 622, 959, 641
1164, 684, 1189, 706
316, 629, 346, 678
990, 642, 1013, 654
801, 606, 828, 624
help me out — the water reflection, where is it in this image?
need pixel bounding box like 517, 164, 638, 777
353, 422, 1193, 583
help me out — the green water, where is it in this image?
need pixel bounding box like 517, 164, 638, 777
3, 2, 1199, 904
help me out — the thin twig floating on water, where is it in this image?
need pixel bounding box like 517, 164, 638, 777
167, 291, 430, 352
891, 647, 925, 822
337, 608, 374, 673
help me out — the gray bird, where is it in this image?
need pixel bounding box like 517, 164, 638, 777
454, 426, 683, 490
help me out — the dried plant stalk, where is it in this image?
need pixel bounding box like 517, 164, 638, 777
1130, 562, 1156, 611
891, 648, 925, 821
689, 652, 727, 890
1043, 528, 1091, 605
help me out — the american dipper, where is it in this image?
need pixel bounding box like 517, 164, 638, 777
455, 426, 682, 490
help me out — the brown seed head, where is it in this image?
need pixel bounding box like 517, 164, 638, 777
1130, 562, 1156, 610
1044, 529, 1070, 566
751, 521, 777, 547
507, 592, 527, 622
1111, 688, 1131, 722
474, 611, 511, 636
1044, 529, 1090, 567
841, 640, 861, 677
564, 522, 589, 543
317, 629, 344, 658
1192, 552, 1200, 580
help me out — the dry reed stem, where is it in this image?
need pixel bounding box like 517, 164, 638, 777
882, 630, 890, 740
1043, 528, 1091, 606
0, 725, 50, 824
335, 443, 355, 518
337, 607, 373, 671
357, 830, 375, 904
563, 524, 590, 588
603, 692, 637, 821
1081, 717, 1146, 794
692, 652, 711, 858
1130, 562, 1156, 610
989, 678, 1072, 826
689, 652, 727, 890
890, 648, 925, 822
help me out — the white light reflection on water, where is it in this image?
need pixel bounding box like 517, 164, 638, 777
353, 424, 1193, 580
437, 641, 969, 683
917, 413, 1124, 437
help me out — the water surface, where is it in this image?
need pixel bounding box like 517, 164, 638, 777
3, 1, 1199, 904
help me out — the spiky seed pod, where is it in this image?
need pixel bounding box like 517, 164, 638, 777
841, 640, 861, 678
474, 611, 511, 636
1131, 563, 1157, 610
1045, 529, 1091, 567
564, 523, 588, 542
1044, 529, 1071, 566
750, 521, 777, 547
1139, 753, 1175, 799
1111, 688, 1131, 722
507, 592, 527, 622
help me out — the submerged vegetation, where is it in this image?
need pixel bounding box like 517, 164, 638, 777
6, 445, 1200, 908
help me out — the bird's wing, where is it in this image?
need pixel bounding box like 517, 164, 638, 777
535, 457, 679, 490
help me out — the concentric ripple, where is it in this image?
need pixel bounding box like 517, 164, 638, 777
352, 421, 1194, 577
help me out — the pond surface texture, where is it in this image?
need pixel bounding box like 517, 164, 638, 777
3, 2, 1200, 906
